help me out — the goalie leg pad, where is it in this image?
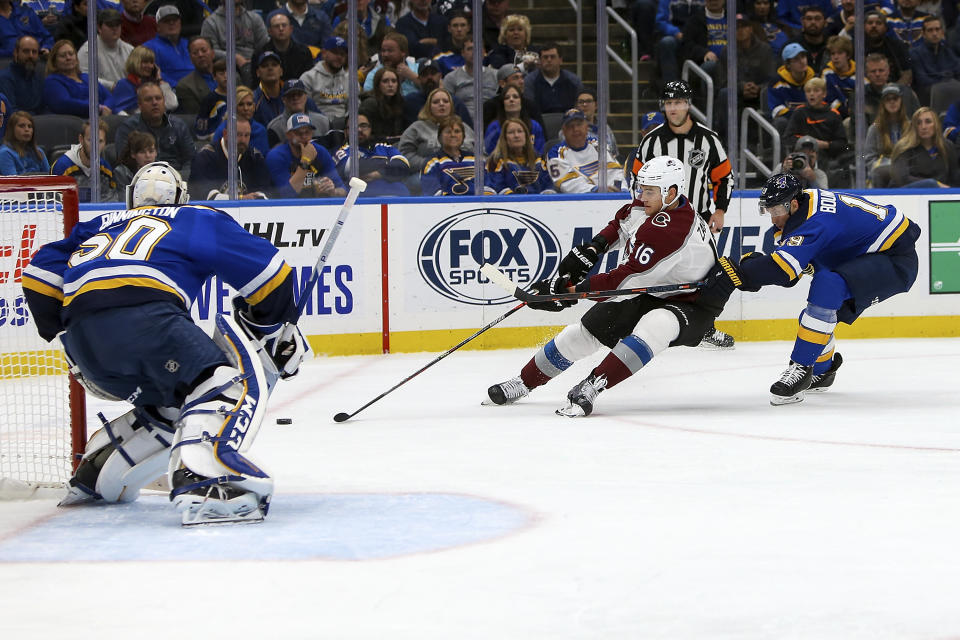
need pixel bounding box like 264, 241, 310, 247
61, 406, 178, 505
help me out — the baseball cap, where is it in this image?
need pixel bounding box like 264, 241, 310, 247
257, 50, 282, 67
561, 108, 587, 127
98, 8, 122, 25
323, 36, 348, 52
418, 60, 441, 76
497, 64, 521, 83
642, 111, 665, 128
286, 113, 315, 132
282, 79, 307, 97
155, 4, 180, 21
881, 83, 902, 98
782, 42, 807, 62
795, 135, 818, 151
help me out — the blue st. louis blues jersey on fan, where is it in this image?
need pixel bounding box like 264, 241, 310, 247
22, 204, 294, 342
767, 188, 912, 282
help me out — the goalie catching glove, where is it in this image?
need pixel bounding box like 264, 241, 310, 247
233, 298, 309, 379
557, 236, 608, 284
526, 275, 577, 312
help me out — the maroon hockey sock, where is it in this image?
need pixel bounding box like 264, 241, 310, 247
592, 353, 633, 389
520, 358, 552, 389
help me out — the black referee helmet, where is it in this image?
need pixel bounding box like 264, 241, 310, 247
659, 80, 692, 110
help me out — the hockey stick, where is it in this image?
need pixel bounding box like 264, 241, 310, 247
333, 302, 526, 422
295, 176, 367, 319
480, 263, 705, 302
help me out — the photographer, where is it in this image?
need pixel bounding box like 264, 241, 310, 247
777, 136, 828, 188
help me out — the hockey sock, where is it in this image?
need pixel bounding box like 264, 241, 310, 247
812, 335, 836, 375
520, 323, 604, 389
592, 308, 678, 389
791, 303, 837, 367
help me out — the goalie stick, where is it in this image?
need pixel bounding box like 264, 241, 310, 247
333, 302, 526, 422
296, 176, 367, 318
479, 263, 705, 302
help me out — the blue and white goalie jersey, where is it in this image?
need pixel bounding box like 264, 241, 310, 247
22, 204, 296, 341
768, 188, 913, 282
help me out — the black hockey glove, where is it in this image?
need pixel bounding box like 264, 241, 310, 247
557, 236, 608, 284
526, 275, 577, 312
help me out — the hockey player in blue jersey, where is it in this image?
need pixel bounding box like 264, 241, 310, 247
21, 161, 309, 525
728, 173, 920, 405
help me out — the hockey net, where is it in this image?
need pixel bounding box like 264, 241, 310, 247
0, 177, 86, 497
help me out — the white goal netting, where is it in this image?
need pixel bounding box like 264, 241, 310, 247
0, 180, 82, 491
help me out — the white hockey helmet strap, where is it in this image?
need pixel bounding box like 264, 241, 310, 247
126, 161, 189, 209
635, 156, 685, 211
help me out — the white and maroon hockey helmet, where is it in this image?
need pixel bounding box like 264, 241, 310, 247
631, 155, 685, 210
126, 161, 189, 209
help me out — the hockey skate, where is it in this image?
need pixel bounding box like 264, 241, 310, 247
170, 469, 268, 527
699, 328, 735, 350
808, 353, 843, 393
769, 361, 814, 405
485, 376, 530, 405
556, 374, 607, 417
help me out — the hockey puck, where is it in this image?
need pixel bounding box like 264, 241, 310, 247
276, 418, 293, 425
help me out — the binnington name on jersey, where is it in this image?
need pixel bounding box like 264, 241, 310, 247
99, 206, 181, 230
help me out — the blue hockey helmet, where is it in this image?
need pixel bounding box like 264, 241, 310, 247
758, 173, 802, 215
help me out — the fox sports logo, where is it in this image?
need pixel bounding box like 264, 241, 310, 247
418, 208, 561, 305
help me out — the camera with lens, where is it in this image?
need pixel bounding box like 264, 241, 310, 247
787, 152, 807, 170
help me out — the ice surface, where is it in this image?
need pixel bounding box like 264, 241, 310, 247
2, 338, 959, 639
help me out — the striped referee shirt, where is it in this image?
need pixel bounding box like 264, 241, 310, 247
630, 120, 732, 217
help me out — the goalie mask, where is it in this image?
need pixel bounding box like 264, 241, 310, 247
628, 155, 686, 210
126, 161, 189, 209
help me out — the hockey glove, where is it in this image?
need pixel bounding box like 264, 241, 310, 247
233, 300, 310, 379
526, 275, 577, 312
558, 236, 608, 284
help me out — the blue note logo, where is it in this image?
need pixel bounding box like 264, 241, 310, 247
418, 208, 561, 305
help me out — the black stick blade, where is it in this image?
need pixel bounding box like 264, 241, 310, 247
333, 412, 351, 422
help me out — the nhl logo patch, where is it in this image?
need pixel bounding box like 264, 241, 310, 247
165, 359, 180, 373
688, 149, 706, 168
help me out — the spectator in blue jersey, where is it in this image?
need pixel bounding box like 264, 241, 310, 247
403, 60, 473, 128
888, 0, 928, 46
821, 35, 855, 114
890, 106, 960, 187
0, 36, 44, 114
43, 40, 113, 117
776, 0, 833, 32
360, 67, 407, 144
252, 51, 286, 128
364, 31, 420, 97
267, 112, 346, 198
523, 43, 583, 115
434, 10, 471, 74
485, 14, 539, 74
334, 112, 412, 196
396, 0, 446, 59
421, 115, 480, 196
209, 86, 270, 157
21, 0, 62, 32
332, 0, 391, 53
78, 9, 133, 91
680, 0, 727, 79
114, 81, 195, 175
745, 0, 790, 57
647, 0, 705, 83
266, 78, 330, 148
143, 5, 193, 89
1, 0, 54, 56
0, 110, 49, 175
484, 84, 545, 155
255, 11, 317, 82
399, 86, 475, 172
194, 57, 228, 138
107, 46, 179, 114
281, 0, 333, 49
911, 16, 960, 105
768, 42, 815, 135
485, 117, 553, 195
191, 118, 272, 200
176, 36, 216, 115
112, 130, 155, 190
51, 119, 121, 202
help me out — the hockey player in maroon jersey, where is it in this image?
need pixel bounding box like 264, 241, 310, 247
486, 156, 740, 417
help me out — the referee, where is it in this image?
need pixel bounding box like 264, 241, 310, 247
627, 80, 735, 349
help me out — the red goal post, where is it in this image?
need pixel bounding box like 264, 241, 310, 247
0, 176, 87, 493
